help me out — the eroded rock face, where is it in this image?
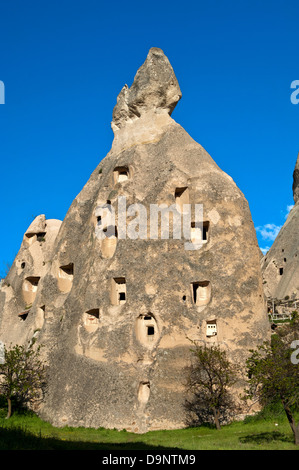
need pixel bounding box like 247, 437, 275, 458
0, 49, 270, 432
112, 47, 182, 132
261, 154, 299, 300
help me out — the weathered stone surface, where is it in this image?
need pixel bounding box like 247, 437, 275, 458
0, 49, 270, 432
112, 47, 181, 132
261, 154, 299, 300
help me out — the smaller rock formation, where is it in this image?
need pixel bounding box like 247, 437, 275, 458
293, 153, 299, 204
0, 215, 62, 346
261, 153, 299, 300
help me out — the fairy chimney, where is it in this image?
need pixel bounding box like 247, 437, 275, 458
0, 48, 270, 432
261, 153, 299, 300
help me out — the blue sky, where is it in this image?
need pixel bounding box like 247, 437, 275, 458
0, 0, 298, 276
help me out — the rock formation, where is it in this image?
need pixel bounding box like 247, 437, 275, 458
261, 153, 299, 300
293, 153, 299, 204
0, 48, 270, 432
0, 216, 62, 345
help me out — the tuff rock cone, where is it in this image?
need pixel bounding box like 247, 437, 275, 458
261, 153, 299, 301
0, 48, 270, 431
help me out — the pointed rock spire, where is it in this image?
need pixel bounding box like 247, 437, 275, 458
293, 152, 299, 204
112, 48, 182, 132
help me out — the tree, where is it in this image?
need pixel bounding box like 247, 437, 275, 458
244, 314, 299, 445
0, 343, 47, 419
185, 341, 240, 430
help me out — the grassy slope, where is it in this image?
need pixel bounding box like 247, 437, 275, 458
0, 409, 298, 450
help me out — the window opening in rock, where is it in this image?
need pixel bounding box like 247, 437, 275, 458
19, 311, 29, 321
138, 381, 150, 404
60, 264, 74, 276
175, 187, 189, 213
114, 166, 129, 184
22, 276, 41, 304
191, 281, 211, 306
135, 313, 159, 347
84, 309, 100, 331
190, 222, 201, 244
86, 308, 100, 319
203, 221, 209, 241
36, 232, 46, 242
58, 264, 74, 293
206, 321, 217, 337
24, 233, 36, 245
119, 170, 128, 181
36, 306, 45, 329
147, 326, 155, 336
191, 221, 209, 243
102, 226, 118, 259
279, 268, 283, 275
29, 277, 40, 286
111, 277, 126, 305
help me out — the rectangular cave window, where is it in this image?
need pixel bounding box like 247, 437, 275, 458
190, 222, 201, 243
203, 221, 209, 241
25, 233, 35, 240
58, 264, 74, 293
206, 321, 217, 337
175, 187, 189, 213
22, 276, 41, 304
147, 326, 155, 336
111, 277, 126, 305
114, 166, 129, 184
191, 281, 211, 306
279, 268, 284, 275
190, 221, 209, 243
60, 263, 74, 276
27, 276, 40, 287
36, 232, 46, 242
118, 170, 128, 181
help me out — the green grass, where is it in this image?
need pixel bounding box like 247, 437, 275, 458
0, 404, 298, 450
